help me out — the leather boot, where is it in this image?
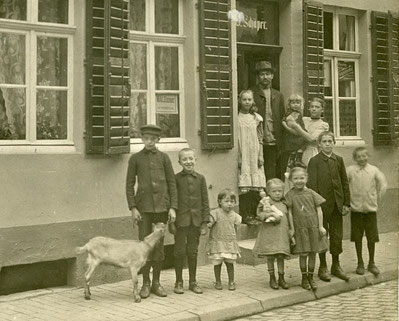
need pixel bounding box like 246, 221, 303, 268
301, 274, 311, 290
308, 273, 317, 290
278, 273, 289, 289
331, 263, 350, 281
318, 265, 331, 282
269, 273, 278, 290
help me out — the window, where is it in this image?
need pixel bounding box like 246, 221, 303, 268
323, 7, 360, 139
0, 0, 74, 144
129, 0, 184, 140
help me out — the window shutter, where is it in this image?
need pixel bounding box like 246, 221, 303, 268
303, 0, 324, 104
371, 11, 399, 145
198, 0, 233, 150
86, 0, 130, 154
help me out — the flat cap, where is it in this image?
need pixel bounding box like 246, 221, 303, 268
140, 124, 162, 136
255, 61, 274, 73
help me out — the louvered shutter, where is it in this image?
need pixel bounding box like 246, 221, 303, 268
303, 0, 324, 104
198, 0, 233, 150
371, 11, 399, 145
86, 0, 130, 154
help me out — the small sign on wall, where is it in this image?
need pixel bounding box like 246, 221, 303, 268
156, 94, 178, 114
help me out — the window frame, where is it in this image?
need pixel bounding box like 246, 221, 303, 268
129, 0, 186, 144
324, 56, 360, 139
0, 0, 75, 146
323, 6, 362, 140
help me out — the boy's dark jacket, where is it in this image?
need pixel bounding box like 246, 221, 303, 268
126, 148, 177, 213
175, 170, 210, 227
307, 151, 350, 217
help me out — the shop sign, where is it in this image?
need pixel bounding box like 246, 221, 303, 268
228, 9, 268, 31
232, 1, 279, 45
156, 94, 178, 114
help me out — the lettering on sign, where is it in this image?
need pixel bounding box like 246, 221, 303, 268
228, 9, 268, 31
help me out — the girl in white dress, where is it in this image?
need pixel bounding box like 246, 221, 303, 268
237, 89, 266, 224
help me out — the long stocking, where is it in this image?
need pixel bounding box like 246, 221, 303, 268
225, 262, 234, 282
214, 264, 222, 282
355, 242, 364, 264
367, 242, 375, 264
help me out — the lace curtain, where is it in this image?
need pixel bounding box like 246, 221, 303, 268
0, 33, 26, 139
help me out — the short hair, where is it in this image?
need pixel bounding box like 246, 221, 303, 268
287, 94, 304, 107
178, 147, 195, 160
266, 178, 285, 193
317, 131, 336, 143
352, 146, 368, 160
289, 167, 307, 180
217, 188, 237, 207
238, 89, 256, 114
309, 97, 325, 109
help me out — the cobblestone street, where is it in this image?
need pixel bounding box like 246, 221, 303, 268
234, 280, 398, 321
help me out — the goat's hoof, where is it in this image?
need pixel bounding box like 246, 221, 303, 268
84, 295, 91, 300
134, 296, 141, 303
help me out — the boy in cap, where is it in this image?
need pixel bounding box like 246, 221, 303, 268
250, 61, 285, 180
126, 124, 178, 299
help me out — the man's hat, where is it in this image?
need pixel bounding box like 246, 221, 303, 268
140, 124, 162, 136
255, 61, 274, 73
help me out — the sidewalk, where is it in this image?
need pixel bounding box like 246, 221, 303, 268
0, 232, 397, 321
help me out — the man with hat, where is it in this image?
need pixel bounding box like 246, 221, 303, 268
250, 61, 285, 180
126, 124, 178, 299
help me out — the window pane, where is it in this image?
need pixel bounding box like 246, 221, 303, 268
0, 88, 26, 139
338, 61, 356, 97
339, 100, 357, 136
37, 37, 68, 86
0, 0, 26, 21
0, 33, 25, 85
323, 12, 333, 50
38, 0, 68, 24
37, 90, 67, 139
339, 15, 355, 51
129, 0, 145, 31
323, 60, 332, 96
155, 46, 178, 90
129, 43, 147, 90
129, 92, 147, 138
156, 94, 180, 137
155, 0, 178, 34
323, 98, 333, 133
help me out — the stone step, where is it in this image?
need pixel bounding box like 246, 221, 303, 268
237, 238, 268, 266
236, 223, 260, 241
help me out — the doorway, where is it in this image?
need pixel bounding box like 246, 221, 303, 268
237, 43, 282, 94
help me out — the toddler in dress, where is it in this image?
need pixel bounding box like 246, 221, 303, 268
253, 179, 292, 289
207, 189, 242, 291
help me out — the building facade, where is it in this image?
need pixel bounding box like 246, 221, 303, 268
0, 0, 398, 293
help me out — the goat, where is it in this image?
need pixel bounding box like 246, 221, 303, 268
76, 222, 165, 302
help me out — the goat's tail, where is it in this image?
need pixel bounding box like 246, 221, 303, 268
75, 244, 87, 255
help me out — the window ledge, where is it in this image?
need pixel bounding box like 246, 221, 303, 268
130, 140, 189, 153
335, 138, 366, 146
324, 50, 361, 59
0, 145, 78, 154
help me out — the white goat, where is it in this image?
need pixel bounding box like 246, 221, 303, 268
76, 222, 165, 302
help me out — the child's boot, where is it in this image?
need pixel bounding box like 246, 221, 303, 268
288, 153, 296, 169
278, 273, 289, 289
294, 151, 306, 168
301, 273, 311, 290
356, 261, 365, 275
307, 272, 317, 290
269, 273, 278, 290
